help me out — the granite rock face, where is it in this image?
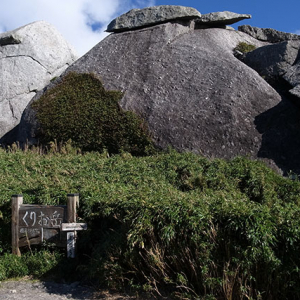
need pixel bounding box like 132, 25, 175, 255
0, 21, 78, 139
19, 22, 300, 174
9, 6, 300, 174
283, 60, 300, 99
196, 11, 251, 27
106, 5, 201, 32
243, 40, 300, 78
242, 40, 300, 100
239, 25, 300, 43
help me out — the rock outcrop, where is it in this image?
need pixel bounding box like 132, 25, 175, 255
4, 6, 300, 175
242, 40, 300, 78
19, 20, 299, 172
239, 25, 300, 43
241, 40, 300, 101
106, 5, 201, 32
0, 21, 78, 139
196, 11, 251, 27
283, 60, 300, 99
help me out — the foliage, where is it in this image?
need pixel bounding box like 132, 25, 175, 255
234, 42, 256, 53
0, 148, 300, 298
0, 250, 62, 281
32, 72, 155, 156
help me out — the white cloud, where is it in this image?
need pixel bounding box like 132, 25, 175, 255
295, 29, 300, 35
0, 0, 156, 57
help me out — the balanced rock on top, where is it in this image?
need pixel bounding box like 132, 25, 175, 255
106, 5, 201, 32
196, 11, 251, 27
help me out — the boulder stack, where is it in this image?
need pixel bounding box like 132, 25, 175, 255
106, 5, 201, 32
3, 5, 300, 175
238, 25, 300, 43
196, 11, 251, 28
240, 30, 300, 102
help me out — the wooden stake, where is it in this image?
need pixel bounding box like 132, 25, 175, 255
67, 193, 78, 223
12, 195, 23, 256
67, 194, 79, 258
67, 232, 76, 258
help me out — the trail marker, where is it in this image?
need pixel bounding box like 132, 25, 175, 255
12, 193, 87, 258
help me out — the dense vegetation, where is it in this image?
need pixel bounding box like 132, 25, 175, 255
234, 42, 256, 53
32, 72, 154, 156
0, 147, 300, 299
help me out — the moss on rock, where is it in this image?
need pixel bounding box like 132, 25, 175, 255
32, 72, 155, 155
235, 41, 256, 53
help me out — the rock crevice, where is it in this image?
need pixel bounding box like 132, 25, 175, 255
1, 54, 48, 70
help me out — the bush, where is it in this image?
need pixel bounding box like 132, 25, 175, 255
32, 72, 155, 156
234, 42, 256, 53
79, 153, 300, 298
0, 250, 63, 281
0, 149, 300, 298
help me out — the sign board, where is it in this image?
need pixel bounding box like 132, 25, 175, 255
12, 194, 87, 257
18, 205, 67, 247
61, 223, 87, 231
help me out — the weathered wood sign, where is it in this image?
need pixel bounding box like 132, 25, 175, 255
61, 223, 88, 231
12, 194, 87, 258
19, 205, 66, 247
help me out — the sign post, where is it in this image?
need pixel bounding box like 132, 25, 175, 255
66, 193, 79, 258
11, 195, 23, 256
11, 193, 86, 257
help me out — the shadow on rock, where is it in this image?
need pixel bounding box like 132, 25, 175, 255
255, 97, 300, 175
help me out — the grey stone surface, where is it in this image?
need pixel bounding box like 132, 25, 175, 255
196, 11, 251, 26
0, 21, 78, 140
238, 25, 300, 43
18, 23, 300, 174
106, 5, 201, 32
283, 60, 300, 98
241, 40, 300, 101
289, 85, 300, 98
242, 40, 300, 78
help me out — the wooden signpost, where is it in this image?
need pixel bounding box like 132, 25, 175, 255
12, 193, 87, 258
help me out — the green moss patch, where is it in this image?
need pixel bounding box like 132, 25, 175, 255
235, 42, 256, 53
32, 72, 155, 155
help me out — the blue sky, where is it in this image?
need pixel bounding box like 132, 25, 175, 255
155, 0, 300, 34
0, 0, 299, 56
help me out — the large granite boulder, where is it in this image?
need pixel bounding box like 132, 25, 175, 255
17, 19, 300, 174
106, 5, 201, 32
283, 61, 300, 99
0, 21, 78, 139
239, 25, 300, 43
242, 40, 300, 78
241, 40, 300, 101
196, 11, 251, 27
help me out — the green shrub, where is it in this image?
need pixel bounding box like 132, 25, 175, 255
234, 42, 256, 53
0, 253, 28, 279
0, 250, 63, 281
0, 149, 300, 298
25, 250, 63, 277
32, 72, 155, 155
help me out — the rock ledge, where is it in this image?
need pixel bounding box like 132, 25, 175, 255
106, 5, 201, 32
